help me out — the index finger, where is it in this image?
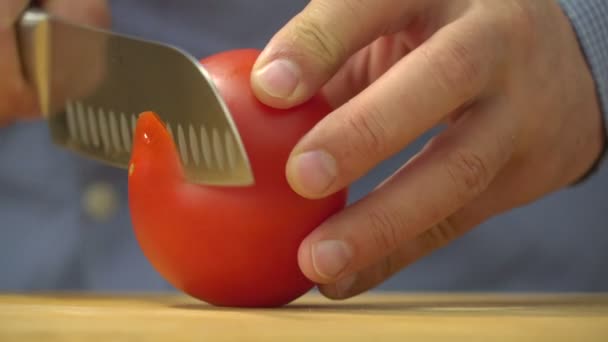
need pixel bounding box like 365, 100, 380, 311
251, 0, 438, 108
286, 17, 503, 199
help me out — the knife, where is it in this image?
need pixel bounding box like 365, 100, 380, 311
15, 6, 254, 186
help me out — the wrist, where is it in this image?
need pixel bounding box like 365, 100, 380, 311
572, 113, 607, 185
559, 0, 608, 184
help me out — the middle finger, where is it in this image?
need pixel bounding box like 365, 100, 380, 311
286, 16, 501, 199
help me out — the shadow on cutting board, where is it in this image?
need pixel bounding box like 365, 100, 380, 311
170, 292, 608, 317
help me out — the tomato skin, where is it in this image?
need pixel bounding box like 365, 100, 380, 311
128, 49, 347, 307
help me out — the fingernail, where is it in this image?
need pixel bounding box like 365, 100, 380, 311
254, 59, 300, 99
312, 240, 352, 279
288, 150, 337, 196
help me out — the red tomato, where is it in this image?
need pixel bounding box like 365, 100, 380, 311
128, 49, 347, 307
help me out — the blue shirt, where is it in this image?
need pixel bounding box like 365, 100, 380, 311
1, 0, 607, 292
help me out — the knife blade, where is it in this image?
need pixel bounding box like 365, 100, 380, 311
16, 8, 254, 186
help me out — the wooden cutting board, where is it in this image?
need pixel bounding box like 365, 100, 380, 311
1, 292, 607, 341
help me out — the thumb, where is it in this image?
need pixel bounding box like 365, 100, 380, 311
251, 0, 427, 109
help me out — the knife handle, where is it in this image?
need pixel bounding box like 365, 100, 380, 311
15, 0, 41, 23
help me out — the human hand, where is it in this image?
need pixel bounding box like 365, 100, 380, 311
251, 0, 606, 298
0, 0, 109, 125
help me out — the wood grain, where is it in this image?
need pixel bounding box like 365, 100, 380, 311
1, 292, 607, 341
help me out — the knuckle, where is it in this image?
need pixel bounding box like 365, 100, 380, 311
292, 11, 347, 69
378, 254, 399, 281
343, 103, 390, 158
86, 0, 112, 27
503, 2, 537, 48
340, 0, 384, 32
444, 148, 490, 200
418, 35, 481, 101
482, 1, 538, 58
420, 219, 461, 251
379, 249, 410, 281
367, 208, 406, 252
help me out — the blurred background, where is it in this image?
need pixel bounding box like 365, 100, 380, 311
1, 0, 607, 293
